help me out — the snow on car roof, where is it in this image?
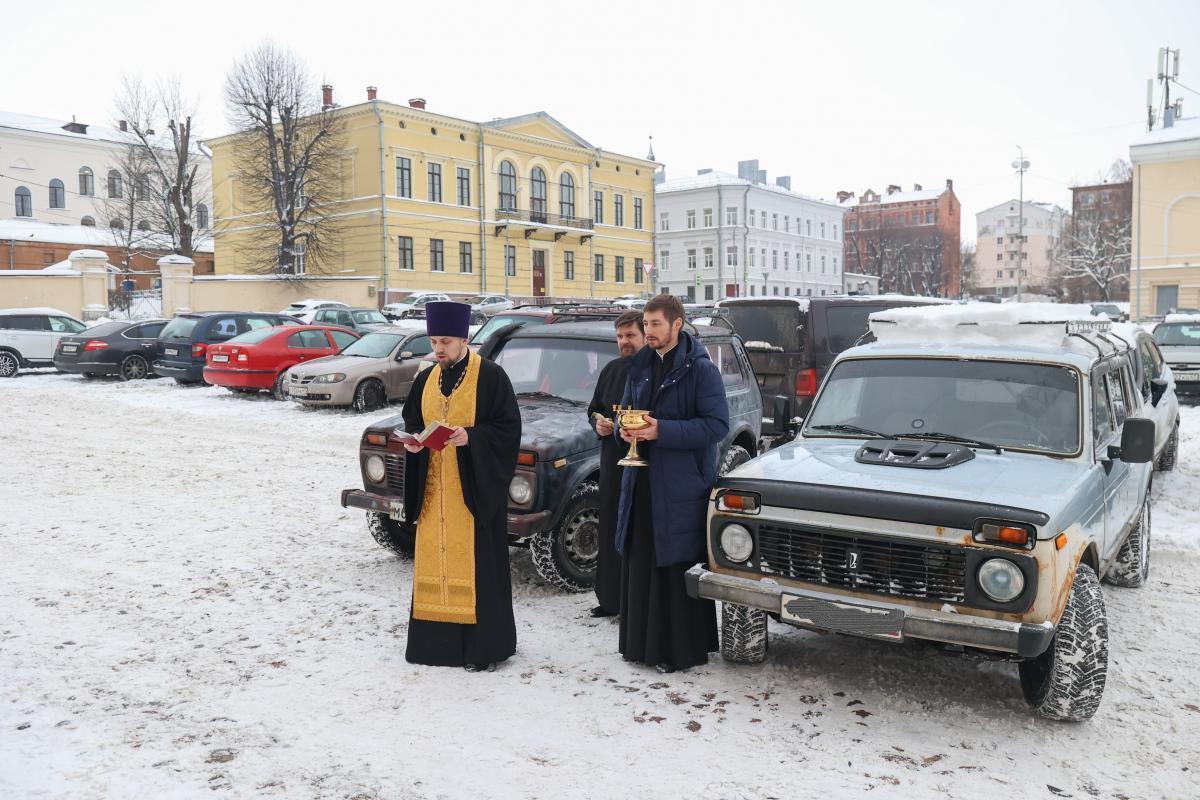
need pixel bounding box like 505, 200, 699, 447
0, 306, 77, 317
1164, 313, 1200, 324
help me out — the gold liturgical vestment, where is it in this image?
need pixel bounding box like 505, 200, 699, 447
412, 353, 480, 624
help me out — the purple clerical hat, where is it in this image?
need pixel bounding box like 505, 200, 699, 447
425, 301, 471, 338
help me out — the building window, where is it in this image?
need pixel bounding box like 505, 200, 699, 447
530, 167, 547, 220
726, 246, 737, 267
430, 238, 444, 271
772, 250, 778, 270
996, 253, 1003, 262
806, 219, 811, 236
615, 256, 625, 283
293, 243, 307, 275
820, 255, 826, 273
137, 220, 151, 231
48, 179, 65, 209
107, 170, 122, 199
136, 174, 152, 201
819, 221, 826, 238
659, 211, 669, 231
459, 241, 473, 273
594, 190, 603, 224
634, 197, 643, 229
78, 167, 94, 197
726, 207, 738, 225
996, 269, 1003, 278
748, 248, 756, 268
196, 203, 209, 229
499, 161, 517, 210
80, 216, 95, 226
784, 215, 790, 232
704, 247, 714, 269
704, 284, 714, 301
457, 167, 471, 206
560, 172, 575, 218
772, 213, 778, 230
634, 258, 643, 284
399, 236, 414, 270
659, 249, 669, 271
773, 286, 779, 296
427, 163, 442, 203
14, 186, 32, 217
564, 250, 575, 280
687, 249, 697, 270
614, 194, 624, 226
806, 253, 812, 271
396, 157, 412, 197
686, 209, 696, 229
703, 208, 713, 227
760, 210, 768, 228
926, 211, 935, 224
784, 251, 790, 270
847, 219, 856, 232
594, 254, 605, 282
833, 256, 838, 271
505, 244, 516, 277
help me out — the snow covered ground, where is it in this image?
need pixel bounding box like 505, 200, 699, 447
2, 373, 1198, 800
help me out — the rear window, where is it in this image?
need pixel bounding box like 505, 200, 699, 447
722, 302, 806, 352
83, 321, 129, 337
1153, 323, 1200, 347
228, 328, 278, 345
471, 314, 547, 344
161, 317, 200, 339
824, 305, 879, 354
0, 315, 45, 331
289, 330, 330, 348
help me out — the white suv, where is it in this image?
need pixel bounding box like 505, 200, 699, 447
278, 299, 349, 324
0, 308, 88, 377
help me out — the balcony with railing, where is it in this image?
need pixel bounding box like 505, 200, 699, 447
495, 207, 594, 231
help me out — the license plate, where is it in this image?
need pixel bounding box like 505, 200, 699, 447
289, 386, 309, 397
211, 354, 229, 363
1175, 371, 1199, 381
165, 347, 179, 356
779, 593, 904, 641
388, 499, 406, 522
61, 344, 78, 353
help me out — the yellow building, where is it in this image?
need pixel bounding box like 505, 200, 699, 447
207, 90, 657, 303
1130, 115, 1200, 317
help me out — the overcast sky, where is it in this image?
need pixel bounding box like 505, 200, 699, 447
10, 0, 1199, 243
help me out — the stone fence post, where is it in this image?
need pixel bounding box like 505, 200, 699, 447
158, 255, 195, 318
70, 249, 111, 320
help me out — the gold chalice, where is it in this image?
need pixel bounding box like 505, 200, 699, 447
615, 405, 651, 467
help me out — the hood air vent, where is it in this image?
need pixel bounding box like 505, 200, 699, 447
855, 439, 975, 470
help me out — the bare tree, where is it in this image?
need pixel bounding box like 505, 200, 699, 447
1059, 214, 1131, 302
960, 242, 977, 297
96, 143, 157, 271
223, 42, 344, 276
114, 78, 208, 258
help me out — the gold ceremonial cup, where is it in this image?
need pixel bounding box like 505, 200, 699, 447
615, 406, 651, 468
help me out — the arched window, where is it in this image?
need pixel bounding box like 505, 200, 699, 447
107, 170, 123, 199
196, 203, 209, 229
136, 174, 151, 201
137, 220, 151, 231
498, 160, 517, 211
559, 172, 576, 219
48, 179, 65, 209
110, 217, 124, 229
80, 216, 96, 227
78, 166, 94, 197
14, 186, 32, 217
530, 167, 547, 221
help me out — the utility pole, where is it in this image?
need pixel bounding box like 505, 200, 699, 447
1012, 147, 1030, 301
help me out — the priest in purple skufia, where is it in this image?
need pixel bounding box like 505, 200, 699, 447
398, 301, 521, 671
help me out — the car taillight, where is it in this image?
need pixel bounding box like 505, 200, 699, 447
192, 342, 207, 358
796, 368, 817, 397
237, 353, 248, 362
83, 340, 108, 352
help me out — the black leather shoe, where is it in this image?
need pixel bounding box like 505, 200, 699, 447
590, 606, 617, 618
464, 662, 496, 673
655, 663, 676, 674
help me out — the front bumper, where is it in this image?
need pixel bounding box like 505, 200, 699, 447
289, 381, 355, 405
341, 488, 552, 541
685, 564, 1055, 658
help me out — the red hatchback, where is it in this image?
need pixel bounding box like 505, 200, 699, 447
204, 325, 359, 399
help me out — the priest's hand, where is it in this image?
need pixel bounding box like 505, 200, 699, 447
403, 442, 423, 454
449, 426, 469, 447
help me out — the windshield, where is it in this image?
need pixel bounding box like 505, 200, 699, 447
722, 302, 805, 351
227, 328, 278, 345
464, 295, 487, 304
1153, 323, 1200, 347
161, 317, 199, 339
471, 314, 547, 345
805, 357, 1081, 455
341, 332, 402, 358
352, 310, 388, 325
1092, 304, 1120, 316
492, 338, 616, 403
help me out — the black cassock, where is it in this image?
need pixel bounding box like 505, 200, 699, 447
586, 356, 632, 615
618, 346, 719, 670
401, 355, 522, 667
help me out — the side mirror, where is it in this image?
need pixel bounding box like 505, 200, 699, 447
398, 351, 413, 360
1115, 417, 1155, 464
1150, 377, 1168, 408
773, 395, 792, 433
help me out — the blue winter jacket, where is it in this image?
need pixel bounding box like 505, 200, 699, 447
614, 331, 730, 567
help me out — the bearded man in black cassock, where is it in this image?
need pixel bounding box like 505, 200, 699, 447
399, 301, 521, 671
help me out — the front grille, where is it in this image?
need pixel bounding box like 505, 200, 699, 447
290, 373, 316, 385
757, 523, 967, 603
384, 453, 406, 494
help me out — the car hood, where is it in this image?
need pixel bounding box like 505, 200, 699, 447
516, 395, 596, 460
1161, 345, 1200, 366
729, 438, 1089, 522
288, 353, 384, 377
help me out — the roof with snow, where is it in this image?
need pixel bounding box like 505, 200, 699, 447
0, 219, 213, 253
0, 110, 208, 155
838, 186, 946, 208
656, 170, 842, 209
1131, 114, 1200, 148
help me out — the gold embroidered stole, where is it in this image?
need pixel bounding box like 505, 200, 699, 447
412, 352, 480, 624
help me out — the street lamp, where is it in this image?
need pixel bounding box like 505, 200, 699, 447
1011, 147, 1030, 301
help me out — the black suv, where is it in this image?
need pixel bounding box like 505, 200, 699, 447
341, 321, 764, 592
719, 295, 946, 438
154, 311, 301, 384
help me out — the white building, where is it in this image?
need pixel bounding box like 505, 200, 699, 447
974, 199, 1068, 297
653, 160, 845, 302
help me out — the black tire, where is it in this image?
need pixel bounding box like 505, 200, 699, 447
352, 379, 386, 413
174, 377, 199, 386
718, 443, 753, 476
530, 481, 600, 593
366, 512, 414, 558
1105, 497, 1151, 588
1156, 423, 1178, 471
271, 371, 289, 401
0, 350, 19, 378
119, 354, 149, 381
720, 602, 769, 663
1019, 564, 1108, 722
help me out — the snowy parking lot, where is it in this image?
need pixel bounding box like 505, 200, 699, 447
3, 373, 1199, 799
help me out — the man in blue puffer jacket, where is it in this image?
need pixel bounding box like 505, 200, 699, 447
615, 293, 729, 673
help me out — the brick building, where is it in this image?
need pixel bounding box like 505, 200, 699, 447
1066, 180, 1132, 302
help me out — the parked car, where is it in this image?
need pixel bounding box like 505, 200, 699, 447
0, 307, 88, 378
1152, 313, 1200, 400
1090, 302, 1127, 321
154, 311, 302, 385
465, 294, 514, 315
53, 319, 167, 380
717, 295, 948, 439
1111, 322, 1180, 470
687, 308, 1156, 722
341, 320, 763, 592
613, 297, 646, 310
467, 304, 627, 349
286, 329, 434, 412
203, 325, 360, 399
381, 292, 451, 321
310, 307, 394, 334
278, 299, 349, 323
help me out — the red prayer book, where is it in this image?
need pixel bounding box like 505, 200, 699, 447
393, 420, 456, 451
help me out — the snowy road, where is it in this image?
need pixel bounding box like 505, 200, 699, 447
2, 373, 1198, 799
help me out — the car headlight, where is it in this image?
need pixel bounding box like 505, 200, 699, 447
977, 558, 1025, 603
720, 523, 754, 563
313, 372, 346, 384
364, 454, 386, 484
508, 474, 534, 505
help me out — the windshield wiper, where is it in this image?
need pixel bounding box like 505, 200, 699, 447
892, 431, 1003, 454
808, 423, 889, 439
516, 391, 584, 405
